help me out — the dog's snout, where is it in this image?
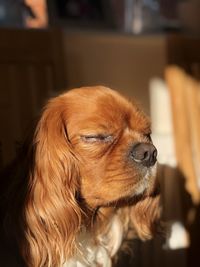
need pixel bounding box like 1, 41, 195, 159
130, 143, 157, 167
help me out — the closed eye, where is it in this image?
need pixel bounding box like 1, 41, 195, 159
81, 134, 113, 143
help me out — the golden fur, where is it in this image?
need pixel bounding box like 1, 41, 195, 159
0, 86, 161, 267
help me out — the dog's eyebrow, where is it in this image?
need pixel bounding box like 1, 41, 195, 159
78, 124, 113, 134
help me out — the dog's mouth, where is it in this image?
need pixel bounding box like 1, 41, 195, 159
123, 163, 159, 201
105, 184, 160, 209
103, 170, 160, 209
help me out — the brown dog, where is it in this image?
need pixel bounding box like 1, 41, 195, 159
0, 86, 161, 267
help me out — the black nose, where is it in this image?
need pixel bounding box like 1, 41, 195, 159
130, 143, 157, 167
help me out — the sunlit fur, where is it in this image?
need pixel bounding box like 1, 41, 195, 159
1, 86, 161, 267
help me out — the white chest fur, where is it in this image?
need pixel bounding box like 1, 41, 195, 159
63, 215, 124, 267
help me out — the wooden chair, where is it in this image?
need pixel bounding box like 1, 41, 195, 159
165, 66, 200, 205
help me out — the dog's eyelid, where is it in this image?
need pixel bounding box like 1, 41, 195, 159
81, 134, 113, 143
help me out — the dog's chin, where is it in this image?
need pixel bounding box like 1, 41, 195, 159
106, 178, 159, 209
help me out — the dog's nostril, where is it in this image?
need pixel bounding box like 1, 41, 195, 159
130, 143, 157, 167
143, 151, 149, 161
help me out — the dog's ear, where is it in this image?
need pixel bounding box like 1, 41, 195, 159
130, 194, 162, 240
24, 96, 82, 267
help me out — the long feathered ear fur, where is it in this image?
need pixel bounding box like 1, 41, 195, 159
23, 96, 82, 267
130, 194, 162, 240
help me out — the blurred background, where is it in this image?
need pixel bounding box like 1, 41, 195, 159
0, 1, 200, 267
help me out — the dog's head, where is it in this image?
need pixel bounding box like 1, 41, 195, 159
64, 87, 157, 207
23, 86, 159, 266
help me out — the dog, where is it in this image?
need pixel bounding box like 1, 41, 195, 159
0, 86, 161, 267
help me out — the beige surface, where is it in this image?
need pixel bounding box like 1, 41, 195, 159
63, 31, 167, 114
